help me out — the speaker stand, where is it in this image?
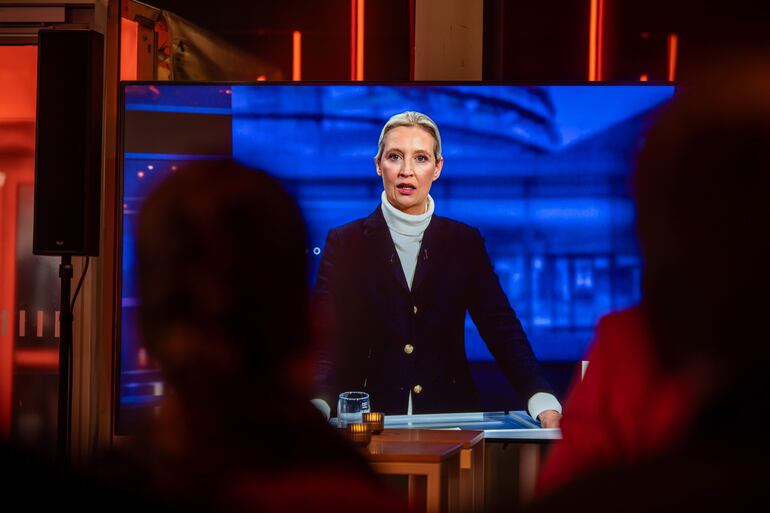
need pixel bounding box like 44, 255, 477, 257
56, 256, 73, 464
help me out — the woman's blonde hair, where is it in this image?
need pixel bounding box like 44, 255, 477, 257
374, 111, 443, 163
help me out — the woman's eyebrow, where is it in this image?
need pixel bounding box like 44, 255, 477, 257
385, 146, 430, 154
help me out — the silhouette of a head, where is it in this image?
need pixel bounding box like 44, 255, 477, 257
136, 160, 309, 400
636, 59, 770, 381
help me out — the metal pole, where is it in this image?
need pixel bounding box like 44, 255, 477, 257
56, 255, 73, 464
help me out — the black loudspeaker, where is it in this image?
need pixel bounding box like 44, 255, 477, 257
33, 29, 103, 256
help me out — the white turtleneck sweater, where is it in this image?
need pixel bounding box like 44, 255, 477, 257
380, 191, 434, 290
379, 191, 562, 422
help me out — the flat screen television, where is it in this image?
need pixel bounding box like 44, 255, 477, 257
117, 82, 676, 432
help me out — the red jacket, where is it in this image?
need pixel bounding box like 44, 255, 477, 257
537, 306, 694, 496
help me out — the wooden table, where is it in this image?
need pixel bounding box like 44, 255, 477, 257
378, 411, 561, 506
334, 412, 560, 508
374, 429, 485, 513
365, 439, 462, 513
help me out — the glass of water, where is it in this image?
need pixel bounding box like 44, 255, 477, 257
337, 391, 370, 428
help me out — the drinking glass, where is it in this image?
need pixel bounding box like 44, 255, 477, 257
337, 391, 371, 428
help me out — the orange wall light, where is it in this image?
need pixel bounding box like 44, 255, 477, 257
588, 0, 605, 81
350, 0, 365, 81
668, 33, 678, 82
292, 30, 302, 81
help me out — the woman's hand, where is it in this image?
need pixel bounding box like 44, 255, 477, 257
538, 409, 562, 429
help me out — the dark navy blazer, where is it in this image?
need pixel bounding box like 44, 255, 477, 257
314, 206, 553, 415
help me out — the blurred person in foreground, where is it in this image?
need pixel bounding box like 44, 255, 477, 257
529, 57, 770, 511
536, 310, 694, 492
128, 161, 404, 512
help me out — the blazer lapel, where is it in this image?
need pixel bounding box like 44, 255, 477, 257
411, 215, 441, 294
363, 206, 411, 295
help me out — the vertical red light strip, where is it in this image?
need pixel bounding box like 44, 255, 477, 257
356, 0, 365, 81
588, 0, 598, 81
350, 0, 357, 80
597, 0, 604, 80
588, 0, 605, 81
292, 31, 302, 81
668, 33, 678, 82
409, 0, 415, 80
